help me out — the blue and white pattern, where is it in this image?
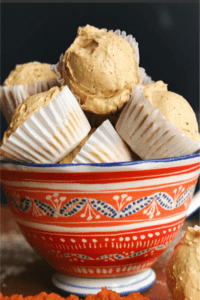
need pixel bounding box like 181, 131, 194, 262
19, 197, 32, 212
60, 198, 87, 217
97, 244, 166, 261
175, 186, 194, 208
34, 199, 57, 217
36, 244, 167, 261
6, 185, 195, 219
5, 192, 31, 212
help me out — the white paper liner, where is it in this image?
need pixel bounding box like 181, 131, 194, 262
72, 119, 134, 164
138, 67, 155, 85
116, 86, 200, 160
1, 86, 91, 164
51, 57, 65, 86
0, 76, 59, 124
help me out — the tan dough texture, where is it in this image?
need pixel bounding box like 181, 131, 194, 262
143, 81, 199, 142
4, 61, 57, 86
2, 86, 63, 143
62, 24, 140, 115
166, 226, 200, 300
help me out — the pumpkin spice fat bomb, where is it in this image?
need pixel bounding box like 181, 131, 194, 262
1, 61, 59, 123
0, 86, 91, 164
60, 24, 140, 115
141, 81, 199, 142
3, 61, 58, 86
116, 80, 199, 159
166, 226, 200, 300
1, 86, 63, 144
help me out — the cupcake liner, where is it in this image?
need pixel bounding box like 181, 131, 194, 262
0, 85, 30, 124
138, 67, 155, 85
72, 119, 134, 164
51, 55, 65, 86
0, 86, 91, 164
1, 75, 59, 124
116, 86, 200, 160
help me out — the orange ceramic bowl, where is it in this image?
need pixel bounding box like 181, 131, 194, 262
0, 152, 199, 295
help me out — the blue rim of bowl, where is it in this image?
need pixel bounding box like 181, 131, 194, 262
0, 151, 199, 169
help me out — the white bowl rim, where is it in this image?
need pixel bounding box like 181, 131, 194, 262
0, 151, 199, 169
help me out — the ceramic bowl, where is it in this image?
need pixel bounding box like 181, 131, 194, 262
0, 152, 200, 296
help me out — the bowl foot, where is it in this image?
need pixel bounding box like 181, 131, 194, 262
52, 268, 156, 297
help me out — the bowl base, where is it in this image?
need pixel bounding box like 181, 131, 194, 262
52, 268, 156, 297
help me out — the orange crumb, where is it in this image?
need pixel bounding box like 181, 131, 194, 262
0, 293, 66, 300
0, 287, 150, 300
83, 287, 149, 300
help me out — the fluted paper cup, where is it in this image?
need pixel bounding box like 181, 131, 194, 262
0, 86, 91, 164
72, 119, 135, 164
138, 68, 155, 86
116, 86, 200, 160
1, 71, 59, 124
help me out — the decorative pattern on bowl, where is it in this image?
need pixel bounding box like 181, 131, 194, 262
0, 153, 199, 282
